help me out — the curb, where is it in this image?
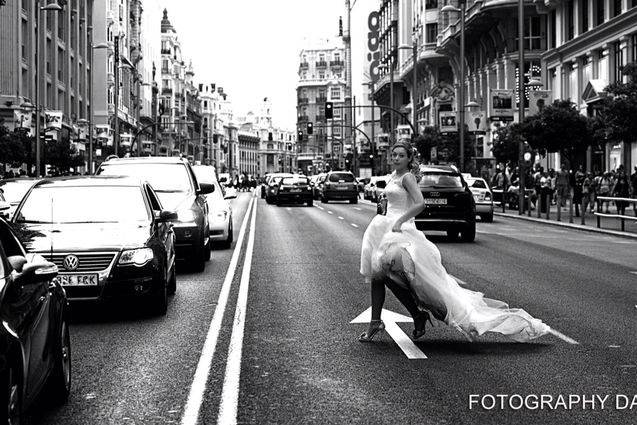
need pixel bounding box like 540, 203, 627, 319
494, 212, 637, 240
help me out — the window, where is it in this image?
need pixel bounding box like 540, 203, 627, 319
330, 87, 341, 100
333, 107, 342, 119
614, 41, 623, 83
21, 19, 28, 61
333, 127, 341, 137
582, 0, 589, 33
549, 10, 556, 48
523, 16, 542, 50
596, 0, 605, 26
319, 71, 325, 79
335, 72, 342, 79
334, 52, 340, 61
613, 0, 622, 16
566, 0, 574, 40
425, 23, 437, 45
425, 0, 437, 9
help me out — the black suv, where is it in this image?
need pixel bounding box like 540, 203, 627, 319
275, 175, 313, 206
320, 171, 358, 204
96, 156, 213, 271
414, 165, 476, 242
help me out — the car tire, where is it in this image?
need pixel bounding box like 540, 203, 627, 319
461, 223, 476, 242
350, 198, 358, 204
223, 222, 233, 248
446, 229, 459, 241
149, 275, 168, 316
167, 262, 177, 295
46, 316, 72, 405
265, 197, 272, 204
204, 236, 211, 262
1, 362, 22, 425
481, 213, 493, 223
190, 240, 206, 272
321, 196, 328, 204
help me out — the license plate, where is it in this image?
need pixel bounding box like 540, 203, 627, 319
289, 188, 301, 193
473, 194, 484, 201
337, 186, 349, 190
57, 274, 98, 286
424, 198, 447, 205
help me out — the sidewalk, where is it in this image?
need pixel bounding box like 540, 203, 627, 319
494, 202, 637, 240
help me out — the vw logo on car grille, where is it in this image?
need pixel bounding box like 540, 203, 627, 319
430, 192, 440, 197
63, 255, 80, 271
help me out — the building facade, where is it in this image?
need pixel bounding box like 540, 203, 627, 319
296, 39, 350, 174
0, 0, 94, 172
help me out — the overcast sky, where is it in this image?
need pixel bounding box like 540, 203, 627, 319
156, 0, 360, 130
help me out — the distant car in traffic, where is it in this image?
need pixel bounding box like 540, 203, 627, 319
264, 173, 293, 204
0, 218, 70, 424
363, 176, 389, 202
319, 171, 358, 204
415, 165, 476, 242
12, 176, 178, 314
464, 175, 494, 222
192, 165, 234, 248
275, 175, 313, 206
0, 177, 41, 219
96, 156, 213, 271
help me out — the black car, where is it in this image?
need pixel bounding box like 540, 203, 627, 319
414, 165, 476, 242
275, 175, 313, 206
319, 171, 358, 204
264, 173, 293, 204
96, 156, 213, 271
0, 218, 70, 423
12, 176, 177, 315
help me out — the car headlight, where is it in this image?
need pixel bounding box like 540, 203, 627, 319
119, 248, 154, 266
178, 209, 197, 223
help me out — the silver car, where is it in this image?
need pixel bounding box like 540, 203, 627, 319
465, 176, 494, 222
192, 166, 234, 248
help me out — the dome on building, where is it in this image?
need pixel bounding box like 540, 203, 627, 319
161, 9, 173, 33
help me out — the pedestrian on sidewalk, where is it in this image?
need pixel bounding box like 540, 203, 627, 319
598, 172, 613, 213
581, 172, 594, 214
358, 140, 551, 344
555, 164, 571, 209
630, 166, 637, 216
612, 173, 630, 216
573, 166, 585, 217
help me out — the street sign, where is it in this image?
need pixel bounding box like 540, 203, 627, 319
489, 89, 514, 121
439, 111, 457, 133
351, 307, 428, 359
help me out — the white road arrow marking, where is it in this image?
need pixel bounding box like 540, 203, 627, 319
351, 307, 428, 359
629, 271, 637, 275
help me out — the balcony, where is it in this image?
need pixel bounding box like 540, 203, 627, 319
161, 87, 173, 95
315, 115, 326, 122
297, 115, 309, 123
316, 96, 327, 104
315, 61, 327, 68
297, 97, 309, 104
299, 62, 309, 70
330, 60, 344, 68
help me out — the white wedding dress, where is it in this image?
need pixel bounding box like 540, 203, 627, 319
360, 171, 550, 342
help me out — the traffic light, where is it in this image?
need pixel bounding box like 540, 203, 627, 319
306, 122, 313, 135
325, 102, 333, 119
298, 130, 303, 141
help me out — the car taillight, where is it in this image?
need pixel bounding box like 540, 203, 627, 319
484, 192, 491, 200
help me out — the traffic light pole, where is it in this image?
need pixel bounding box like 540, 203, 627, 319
331, 104, 416, 139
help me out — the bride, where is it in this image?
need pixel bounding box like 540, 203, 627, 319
358, 140, 550, 343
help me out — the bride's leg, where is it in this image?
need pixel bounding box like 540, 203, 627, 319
370, 275, 385, 321
385, 278, 419, 317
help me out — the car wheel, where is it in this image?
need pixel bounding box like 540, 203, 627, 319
223, 222, 234, 248
350, 198, 358, 204
446, 229, 459, 241
190, 241, 206, 272
149, 275, 168, 315
481, 213, 493, 223
461, 223, 476, 242
46, 316, 71, 404
307, 199, 313, 207
1, 363, 22, 425
265, 197, 272, 204
167, 262, 177, 295
321, 196, 328, 204
204, 236, 211, 262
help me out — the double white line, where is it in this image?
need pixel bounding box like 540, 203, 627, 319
181, 194, 258, 425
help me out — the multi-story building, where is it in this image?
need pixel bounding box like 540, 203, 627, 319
296, 39, 350, 174
543, 0, 637, 172
0, 0, 94, 172
237, 130, 260, 177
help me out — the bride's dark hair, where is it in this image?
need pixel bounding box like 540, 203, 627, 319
391, 140, 421, 180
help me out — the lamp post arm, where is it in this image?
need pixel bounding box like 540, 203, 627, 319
333, 104, 416, 138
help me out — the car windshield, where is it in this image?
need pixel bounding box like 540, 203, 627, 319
281, 177, 309, 185
468, 179, 487, 189
329, 173, 354, 182
419, 173, 463, 188
97, 163, 192, 192
15, 186, 149, 223
0, 180, 36, 203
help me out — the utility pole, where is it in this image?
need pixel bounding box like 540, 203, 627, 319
517, 0, 526, 215
113, 34, 120, 156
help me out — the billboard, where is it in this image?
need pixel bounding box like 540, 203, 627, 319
466, 110, 487, 133
439, 111, 457, 133
45, 110, 63, 130
366, 11, 381, 84
528, 90, 553, 116
489, 89, 514, 121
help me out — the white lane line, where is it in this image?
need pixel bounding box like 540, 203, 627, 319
351, 223, 359, 228
316, 206, 324, 210
338, 216, 345, 220
353, 207, 361, 211
181, 196, 255, 425
217, 192, 258, 424
630, 271, 637, 275
327, 211, 333, 215
384, 321, 428, 360
286, 207, 291, 211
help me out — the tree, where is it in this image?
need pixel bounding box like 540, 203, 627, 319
414, 125, 475, 171
520, 100, 594, 166
491, 122, 523, 164
597, 62, 637, 148
45, 139, 85, 174
413, 126, 442, 163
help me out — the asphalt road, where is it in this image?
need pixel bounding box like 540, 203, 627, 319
29, 192, 636, 425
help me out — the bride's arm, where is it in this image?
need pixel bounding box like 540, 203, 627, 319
392, 173, 426, 232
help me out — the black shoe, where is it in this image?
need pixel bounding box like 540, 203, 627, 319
412, 312, 433, 340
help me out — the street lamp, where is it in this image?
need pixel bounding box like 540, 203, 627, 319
441, 1, 466, 172
90, 40, 109, 173
376, 62, 395, 143
398, 30, 420, 139
465, 100, 480, 173
34, 1, 63, 177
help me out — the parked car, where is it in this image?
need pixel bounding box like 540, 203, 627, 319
0, 178, 41, 219
414, 165, 476, 242
464, 175, 494, 222
264, 173, 293, 204
12, 176, 178, 314
319, 171, 358, 204
96, 156, 213, 271
364, 176, 389, 202
0, 217, 70, 423
192, 165, 234, 248
275, 175, 313, 206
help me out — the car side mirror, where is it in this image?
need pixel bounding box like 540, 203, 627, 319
14, 256, 58, 283
156, 210, 178, 222
0, 201, 10, 218
198, 182, 214, 195
376, 181, 387, 189
8, 255, 28, 273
